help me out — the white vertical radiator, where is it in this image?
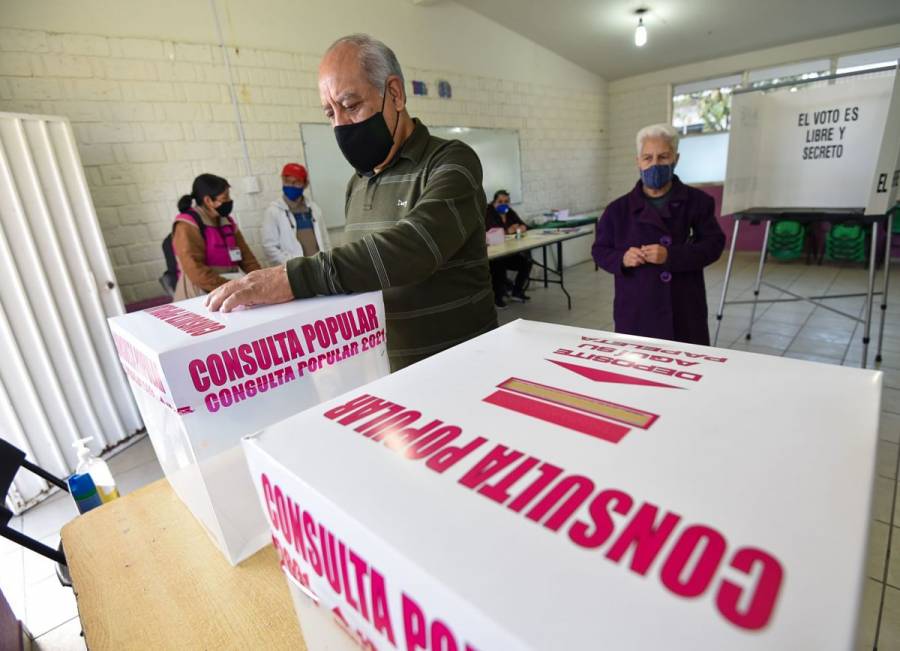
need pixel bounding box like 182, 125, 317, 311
0, 112, 143, 512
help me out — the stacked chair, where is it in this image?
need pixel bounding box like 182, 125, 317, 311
824, 222, 868, 264
767, 220, 806, 262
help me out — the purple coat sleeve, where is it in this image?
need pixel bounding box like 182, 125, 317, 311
666, 193, 725, 273
592, 205, 627, 277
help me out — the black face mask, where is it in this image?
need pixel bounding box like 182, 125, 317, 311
334, 88, 399, 176
215, 200, 234, 217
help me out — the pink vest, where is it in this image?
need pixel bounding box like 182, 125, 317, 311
173, 211, 240, 269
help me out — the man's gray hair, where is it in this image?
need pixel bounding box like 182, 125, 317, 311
327, 34, 405, 96
636, 123, 679, 156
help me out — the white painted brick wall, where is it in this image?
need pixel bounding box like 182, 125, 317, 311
605, 83, 670, 202
0, 28, 50, 53
59, 34, 110, 57
0, 27, 607, 303
110, 37, 165, 61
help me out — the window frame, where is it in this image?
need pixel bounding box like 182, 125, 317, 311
672, 73, 743, 135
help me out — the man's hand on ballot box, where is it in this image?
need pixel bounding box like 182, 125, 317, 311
206, 264, 294, 312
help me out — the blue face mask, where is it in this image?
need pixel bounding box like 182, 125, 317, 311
283, 186, 304, 201
640, 164, 674, 190
496, 204, 510, 215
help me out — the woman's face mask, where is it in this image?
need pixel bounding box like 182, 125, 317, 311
214, 200, 234, 217
640, 164, 674, 190
207, 192, 233, 217
638, 137, 678, 189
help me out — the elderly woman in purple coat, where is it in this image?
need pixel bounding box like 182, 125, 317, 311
593, 124, 725, 345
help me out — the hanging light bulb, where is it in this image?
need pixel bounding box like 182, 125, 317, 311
635, 16, 648, 47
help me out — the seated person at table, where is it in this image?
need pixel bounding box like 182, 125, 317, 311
486, 189, 532, 309
592, 124, 725, 345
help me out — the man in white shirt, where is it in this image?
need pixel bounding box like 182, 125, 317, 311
261, 163, 331, 266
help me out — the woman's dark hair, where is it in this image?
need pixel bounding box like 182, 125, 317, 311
177, 174, 230, 213
492, 189, 510, 202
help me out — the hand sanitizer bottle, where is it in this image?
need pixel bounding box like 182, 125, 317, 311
68, 473, 103, 514
73, 438, 120, 503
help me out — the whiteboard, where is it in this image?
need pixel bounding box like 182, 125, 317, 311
299, 122, 355, 229
430, 126, 523, 205
299, 123, 523, 228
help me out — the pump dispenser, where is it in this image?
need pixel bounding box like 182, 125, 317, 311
73, 438, 120, 503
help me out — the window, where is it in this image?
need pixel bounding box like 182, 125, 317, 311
672, 74, 742, 134
836, 46, 900, 74
748, 59, 831, 90
676, 133, 730, 184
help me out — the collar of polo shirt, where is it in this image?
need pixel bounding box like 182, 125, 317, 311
393, 119, 430, 167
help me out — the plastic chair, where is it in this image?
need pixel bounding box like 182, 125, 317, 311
825, 222, 868, 264
767, 220, 805, 262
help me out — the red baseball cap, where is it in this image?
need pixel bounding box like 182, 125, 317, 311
281, 163, 308, 182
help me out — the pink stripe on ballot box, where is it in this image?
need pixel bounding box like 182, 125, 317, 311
483, 389, 631, 444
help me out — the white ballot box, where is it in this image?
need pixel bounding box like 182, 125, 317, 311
108, 293, 389, 564
244, 319, 881, 650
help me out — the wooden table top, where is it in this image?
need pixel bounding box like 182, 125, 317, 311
61, 478, 306, 650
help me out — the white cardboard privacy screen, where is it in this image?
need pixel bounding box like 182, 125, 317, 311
723, 71, 899, 215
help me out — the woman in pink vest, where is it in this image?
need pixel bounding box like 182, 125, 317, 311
172, 174, 261, 301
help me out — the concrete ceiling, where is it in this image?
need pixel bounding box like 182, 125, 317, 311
452, 0, 900, 80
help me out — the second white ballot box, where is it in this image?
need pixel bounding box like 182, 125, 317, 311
245, 319, 880, 648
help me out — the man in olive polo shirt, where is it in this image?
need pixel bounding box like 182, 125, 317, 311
207, 34, 497, 370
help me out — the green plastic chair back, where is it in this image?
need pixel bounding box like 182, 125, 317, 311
824, 222, 868, 263
767, 220, 804, 260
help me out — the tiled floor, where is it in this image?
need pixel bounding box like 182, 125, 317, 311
2, 251, 899, 649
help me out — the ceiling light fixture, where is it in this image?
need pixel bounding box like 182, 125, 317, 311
634, 8, 648, 47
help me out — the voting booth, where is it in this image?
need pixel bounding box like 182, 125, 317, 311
108, 293, 389, 564
723, 71, 900, 217
717, 66, 900, 365
244, 319, 880, 650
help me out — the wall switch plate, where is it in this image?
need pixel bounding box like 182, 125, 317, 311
242, 175, 261, 194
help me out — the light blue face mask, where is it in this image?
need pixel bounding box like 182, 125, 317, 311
496, 203, 510, 215
640, 164, 674, 190
283, 186, 304, 201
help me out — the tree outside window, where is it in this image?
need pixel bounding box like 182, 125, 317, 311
673, 77, 740, 134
